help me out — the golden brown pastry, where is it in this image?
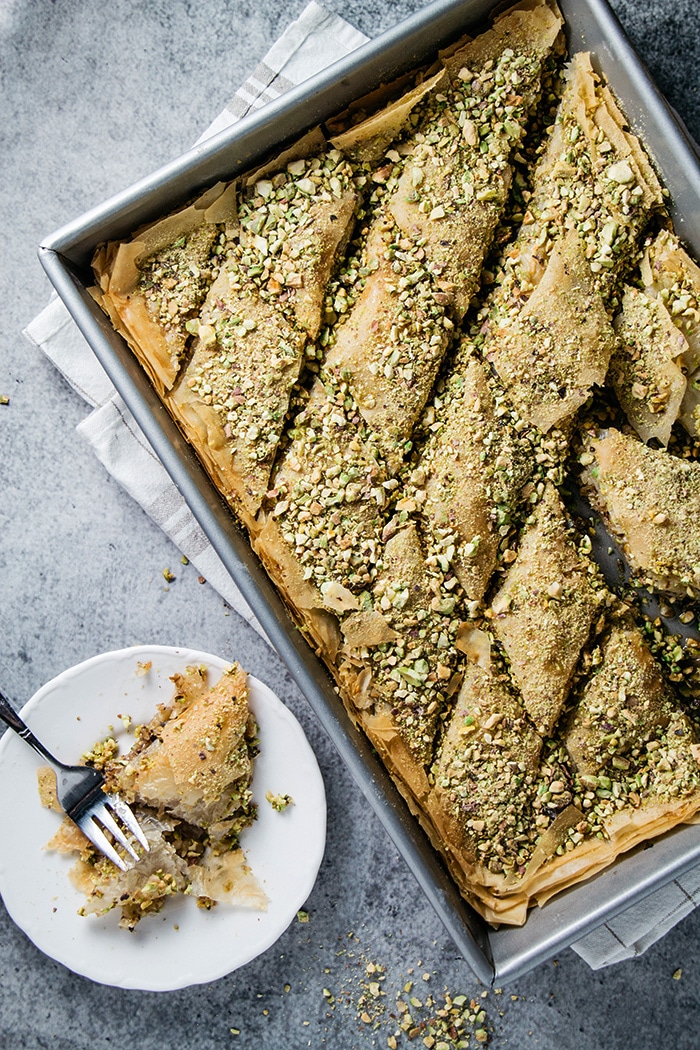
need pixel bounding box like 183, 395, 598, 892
610, 285, 687, 446
641, 229, 700, 436
480, 50, 663, 432
490, 483, 606, 734
45, 664, 266, 930
93, 182, 239, 395
563, 619, 680, 775
582, 427, 700, 596
430, 660, 543, 874
417, 350, 533, 602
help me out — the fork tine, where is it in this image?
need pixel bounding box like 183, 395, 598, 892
80, 817, 129, 872
94, 805, 140, 863
106, 794, 150, 852
1, 687, 151, 871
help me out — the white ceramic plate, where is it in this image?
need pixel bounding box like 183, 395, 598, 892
0, 646, 326, 990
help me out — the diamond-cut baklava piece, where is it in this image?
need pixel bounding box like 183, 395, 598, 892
641, 229, 700, 436
431, 660, 542, 871
237, 150, 359, 340
46, 664, 266, 930
510, 50, 662, 301
361, 522, 462, 768
93, 182, 239, 394
167, 269, 307, 529
418, 351, 533, 601
582, 427, 700, 596
487, 231, 616, 432
323, 220, 452, 470
610, 285, 687, 446
564, 619, 680, 775
114, 663, 255, 826
490, 483, 605, 734
252, 367, 388, 659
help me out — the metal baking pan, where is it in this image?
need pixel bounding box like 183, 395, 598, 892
38, 0, 700, 984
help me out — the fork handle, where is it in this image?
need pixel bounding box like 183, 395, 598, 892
0, 688, 63, 768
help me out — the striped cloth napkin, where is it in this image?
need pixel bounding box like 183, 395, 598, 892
23, 0, 700, 971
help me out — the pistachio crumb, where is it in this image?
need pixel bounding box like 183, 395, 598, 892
266, 790, 294, 812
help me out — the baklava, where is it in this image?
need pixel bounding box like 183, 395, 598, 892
92, 0, 700, 925
43, 663, 267, 929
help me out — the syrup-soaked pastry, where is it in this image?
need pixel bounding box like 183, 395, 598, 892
114, 663, 255, 826
92, 182, 239, 395
338, 521, 464, 775
641, 229, 700, 436
507, 50, 663, 304
582, 426, 700, 596
322, 219, 453, 471
430, 660, 543, 876
236, 149, 359, 341
482, 51, 663, 432
610, 285, 687, 446
487, 229, 617, 432
490, 482, 606, 735
167, 269, 307, 529
45, 664, 266, 930
253, 370, 386, 659
564, 618, 680, 775
417, 350, 533, 601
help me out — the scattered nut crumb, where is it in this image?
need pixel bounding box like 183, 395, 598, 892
36, 767, 60, 811
266, 790, 294, 812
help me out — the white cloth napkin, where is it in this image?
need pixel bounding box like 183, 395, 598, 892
571, 864, 700, 968
23, 0, 698, 971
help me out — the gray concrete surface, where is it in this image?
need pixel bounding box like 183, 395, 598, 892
1, 1, 699, 1047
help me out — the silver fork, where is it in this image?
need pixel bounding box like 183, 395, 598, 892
0, 687, 149, 872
